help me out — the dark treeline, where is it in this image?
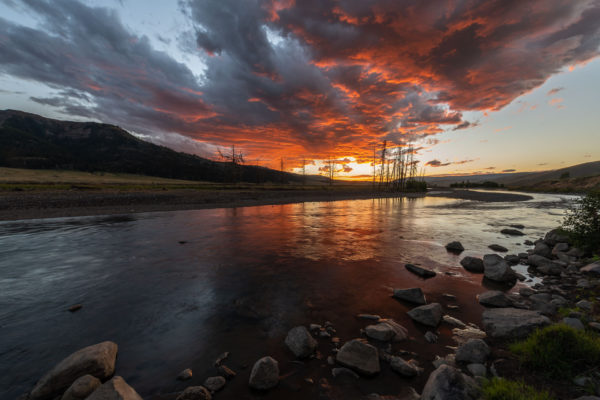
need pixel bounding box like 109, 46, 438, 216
450, 181, 504, 188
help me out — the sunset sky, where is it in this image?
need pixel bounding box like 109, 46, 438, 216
0, 0, 599, 179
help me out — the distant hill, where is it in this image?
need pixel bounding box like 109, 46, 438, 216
426, 161, 600, 191
0, 110, 323, 184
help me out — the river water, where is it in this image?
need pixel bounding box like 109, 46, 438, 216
0, 191, 575, 399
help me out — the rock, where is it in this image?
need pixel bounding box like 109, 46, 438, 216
393, 288, 427, 305
566, 247, 585, 258
563, 318, 585, 331
249, 356, 279, 390
331, 367, 359, 379
357, 314, 381, 321
501, 229, 524, 236
529, 296, 557, 316
336, 339, 380, 376
30, 341, 118, 400
488, 244, 508, 252
390, 356, 421, 377
176, 386, 211, 400
519, 287, 536, 297
509, 224, 525, 229
552, 242, 569, 255
576, 300, 593, 311
86, 377, 142, 400
61, 375, 101, 400
217, 365, 236, 379
532, 242, 552, 258
504, 254, 520, 265
407, 303, 443, 327
460, 256, 484, 273
478, 291, 512, 307
442, 293, 456, 300
365, 323, 396, 341
524, 240, 534, 246
377, 320, 409, 341
446, 241, 465, 253
544, 229, 570, 246
443, 315, 466, 328
68, 304, 83, 313
177, 369, 192, 381
421, 365, 478, 400
424, 331, 438, 343
455, 339, 490, 364
466, 363, 486, 377
482, 308, 550, 339
214, 352, 229, 366
405, 263, 436, 278
581, 261, 600, 275
203, 376, 226, 393
285, 326, 317, 358
483, 254, 516, 282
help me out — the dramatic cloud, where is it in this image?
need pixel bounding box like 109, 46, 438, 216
0, 0, 599, 168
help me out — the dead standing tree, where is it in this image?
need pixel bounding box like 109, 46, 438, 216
218, 145, 244, 183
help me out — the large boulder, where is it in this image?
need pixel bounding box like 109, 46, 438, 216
86, 377, 142, 400
285, 326, 317, 358
482, 308, 550, 339
249, 357, 279, 390
336, 339, 380, 376
455, 339, 490, 364
528, 255, 564, 275
407, 303, 442, 327
478, 291, 512, 307
405, 263, 436, 278
483, 254, 516, 282
30, 341, 118, 400
421, 365, 479, 400
176, 386, 211, 400
544, 229, 570, 246
61, 375, 101, 400
532, 242, 552, 258
392, 288, 426, 304
460, 256, 484, 273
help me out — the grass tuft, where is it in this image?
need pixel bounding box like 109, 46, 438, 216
481, 377, 554, 400
509, 324, 600, 379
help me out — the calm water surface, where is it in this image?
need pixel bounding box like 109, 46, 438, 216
0, 192, 575, 399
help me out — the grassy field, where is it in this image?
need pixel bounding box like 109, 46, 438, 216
0, 167, 370, 192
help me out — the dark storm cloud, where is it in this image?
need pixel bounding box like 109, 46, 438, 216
1, 0, 599, 164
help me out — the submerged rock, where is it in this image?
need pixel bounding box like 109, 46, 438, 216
60, 375, 100, 400
405, 263, 436, 278
285, 326, 317, 358
331, 367, 359, 379
407, 303, 443, 327
392, 288, 427, 304
501, 229, 524, 236
204, 376, 226, 393
30, 341, 118, 400
421, 365, 479, 400
87, 377, 142, 400
249, 357, 279, 390
336, 339, 380, 376
460, 256, 484, 273
482, 308, 550, 339
483, 254, 516, 282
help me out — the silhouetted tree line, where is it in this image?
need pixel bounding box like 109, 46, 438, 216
372, 140, 427, 192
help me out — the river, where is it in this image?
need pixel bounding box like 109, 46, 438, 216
0, 191, 575, 399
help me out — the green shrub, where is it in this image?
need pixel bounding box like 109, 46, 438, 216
481, 377, 554, 400
510, 324, 600, 379
562, 190, 600, 253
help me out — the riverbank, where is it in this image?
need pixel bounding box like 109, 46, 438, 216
0, 187, 534, 221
